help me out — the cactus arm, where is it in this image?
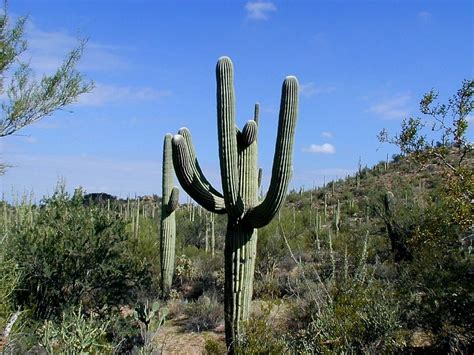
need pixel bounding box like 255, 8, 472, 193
167, 186, 179, 213
254, 102, 260, 125
178, 127, 224, 198
216, 56, 244, 218
172, 134, 227, 214
246, 76, 298, 228
240, 120, 258, 147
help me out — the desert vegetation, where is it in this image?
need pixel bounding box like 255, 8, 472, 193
1, 78, 472, 353
0, 3, 472, 354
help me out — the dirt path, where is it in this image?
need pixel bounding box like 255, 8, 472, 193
154, 321, 225, 354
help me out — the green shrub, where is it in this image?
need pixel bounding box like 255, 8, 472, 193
235, 303, 287, 354
38, 306, 112, 354
8, 186, 152, 320
288, 279, 404, 354
204, 337, 227, 354
183, 295, 223, 332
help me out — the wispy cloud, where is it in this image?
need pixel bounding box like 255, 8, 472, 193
321, 131, 333, 138
418, 11, 432, 23
77, 84, 171, 106
2, 153, 161, 199
245, 1, 277, 20
24, 21, 129, 74
302, 143, 336, 154
368, 94, 411, 120
300, 82, 336, 97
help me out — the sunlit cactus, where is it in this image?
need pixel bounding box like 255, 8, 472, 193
171, 56, 298, 351
160, 134, 179, 298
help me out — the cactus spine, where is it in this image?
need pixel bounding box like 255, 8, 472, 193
160, 134, 179, 298
171, 57, 298, 352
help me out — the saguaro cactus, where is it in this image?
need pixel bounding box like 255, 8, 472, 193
383, 191, 411, 262
160, 134, 179, 298
171, 57, 298, 352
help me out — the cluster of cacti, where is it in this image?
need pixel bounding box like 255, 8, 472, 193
169, 56, 298, 351
160, 134, 179, 298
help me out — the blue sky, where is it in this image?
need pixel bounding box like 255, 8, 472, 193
1, 0, 473, 201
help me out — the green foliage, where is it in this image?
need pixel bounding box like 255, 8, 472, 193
183, 295, 223, 332
235, 303, 287, 354
286, 237, 404, 354
38, 306, 112, 354
376, 79, 474, 352
0, 6, 93, 139
204, 337, 227, 354
0, 244, 20, 333
7, 186, 152, 320
289, 279, 404, 354
133, 300, 167, 354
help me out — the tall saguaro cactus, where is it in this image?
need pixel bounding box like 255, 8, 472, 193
171, 57, 298, 351
160, 134, 179, 298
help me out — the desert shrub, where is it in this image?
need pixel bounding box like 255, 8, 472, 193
132, 300, 167, 354
282, 229, 405, 353
205, 337, 227, 354
7, 186, 152, 320
129, 216, 161, 292
183, 295, 223, 332
288, 278, 404, 354
235, 302, 287, 354
37, 306, 112, 354
174, 247, 225, 301
105, 310, 143, 354
0, 249, 21, 335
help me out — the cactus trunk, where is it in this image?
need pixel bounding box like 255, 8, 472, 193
224, 223, 258, 348
160, 134, 179, 298
171, 57, 298, 352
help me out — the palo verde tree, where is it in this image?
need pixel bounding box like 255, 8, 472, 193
171, 56, 298, 352
379, 79, 473, 231
0, 3, 93, 173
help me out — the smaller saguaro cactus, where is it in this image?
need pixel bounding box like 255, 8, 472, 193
383, 191, 411, 262
160, 134, 179, 298
324, 193, 328, 221
335, 199, 341, 235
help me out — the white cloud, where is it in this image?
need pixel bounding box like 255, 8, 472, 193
23, 21, 129, 74
245, 1, 277, 20
321, 131, 333, 138
77, 84, 171, 106
368, 94, 411, 120
302, 143, 336, 154
300, 82, 336, 97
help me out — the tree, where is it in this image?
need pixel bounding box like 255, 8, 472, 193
0, 2, 93, 172
379, 79, 473, 229
379, 81, 473, 352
